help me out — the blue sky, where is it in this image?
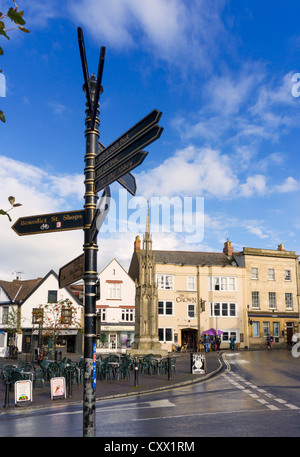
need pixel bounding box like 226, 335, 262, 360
1, 0, 300, 280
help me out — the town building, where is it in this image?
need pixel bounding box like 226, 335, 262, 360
234, 244, 300, 347
129, 238, 246, 351
96, 258, 135, 353
0, 270, 84, 358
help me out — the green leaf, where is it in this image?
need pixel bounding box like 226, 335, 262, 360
6, 213, 12, 222
13, 203, 22, 207
8, 196, 15, 206
0, 110, 6, 123
0, 28, 9, 40
0, 209, 6, 216
7, 8, 26, 26
18, 26, 30, 33
0, 47, 3, 55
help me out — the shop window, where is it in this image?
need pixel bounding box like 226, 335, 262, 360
273, 322, 280, 337
252, 322, 259, 337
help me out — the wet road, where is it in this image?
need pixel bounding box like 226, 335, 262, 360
0, 349, 299, 438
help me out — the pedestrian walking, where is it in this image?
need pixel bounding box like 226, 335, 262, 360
266, 334, 271, 349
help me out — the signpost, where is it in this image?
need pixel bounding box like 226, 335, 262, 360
12, 27, 163, 438
59, 253, 85, 289
95, 150, 148, 192
12, 210, 85, 236
98, 141, 137, 195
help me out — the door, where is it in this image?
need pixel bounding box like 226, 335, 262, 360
109, 334, 117, 350
181, 329, 198, 350
286, 323, 294, 345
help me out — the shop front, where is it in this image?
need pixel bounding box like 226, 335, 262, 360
248, 312, 299, 348
96, 324, 135, 353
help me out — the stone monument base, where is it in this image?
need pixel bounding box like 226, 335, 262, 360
127, 348, 168, 357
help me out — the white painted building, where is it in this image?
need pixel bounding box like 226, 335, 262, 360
0, 270, 84, 358
96, 258, 135, 353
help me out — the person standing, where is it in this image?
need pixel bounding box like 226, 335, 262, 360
205, 334, 211, 353
230, 335, 235, 350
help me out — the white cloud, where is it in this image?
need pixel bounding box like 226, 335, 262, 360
275, 177, 300, 193
239, 175, 267, 197
137, 145, 237, 199
69, 0, 228, 68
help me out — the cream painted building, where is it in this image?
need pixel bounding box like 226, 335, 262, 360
129, 239, 247, 351
234, 244, 300, 348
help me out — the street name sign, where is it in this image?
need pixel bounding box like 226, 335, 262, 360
95, 150, 148, 193
59, 253, 85, 288
12, 210, 85, 236
95, 109, 162, 169
98, 141, 136, 195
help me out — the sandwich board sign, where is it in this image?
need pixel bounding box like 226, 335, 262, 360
191, 353, 206, 374
50, 377, 66, 400
15, 380, 33, 405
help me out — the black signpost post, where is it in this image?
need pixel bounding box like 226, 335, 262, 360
12, 27, 163, 437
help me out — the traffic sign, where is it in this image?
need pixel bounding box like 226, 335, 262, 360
12, 210, 85, 236
95, 109, 162, 169
59, 253, 85, 288
95, 151, 148, 193
98, 141, 136, 195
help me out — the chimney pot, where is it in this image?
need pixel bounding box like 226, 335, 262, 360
223, 240, 233, 257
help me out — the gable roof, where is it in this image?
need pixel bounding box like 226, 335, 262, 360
0, 277, 42, 303
0, 270, 83, 306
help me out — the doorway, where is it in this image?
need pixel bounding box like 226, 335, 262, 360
109, 334, 117, 350
286, 323, 294, 345
181, 329, 198, 350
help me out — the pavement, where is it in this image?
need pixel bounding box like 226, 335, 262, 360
0, 351, 223, 413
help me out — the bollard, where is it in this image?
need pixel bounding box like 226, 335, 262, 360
134, 357, 139, 387
3, 381, 12, 408
167, 356, 172, 381
66, 369, 72, 398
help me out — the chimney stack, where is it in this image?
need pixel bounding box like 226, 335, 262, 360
223, 240, 233, 257
277, 243, 285, 251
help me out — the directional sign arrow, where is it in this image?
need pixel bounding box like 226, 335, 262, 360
95, 150, 148, 193
95, 124, 162, 184
59, 253, 85, 289
12, 210, 85, 236
98, 141, 136, 196
117, 172, 137, 196
95, 109, 162, 169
